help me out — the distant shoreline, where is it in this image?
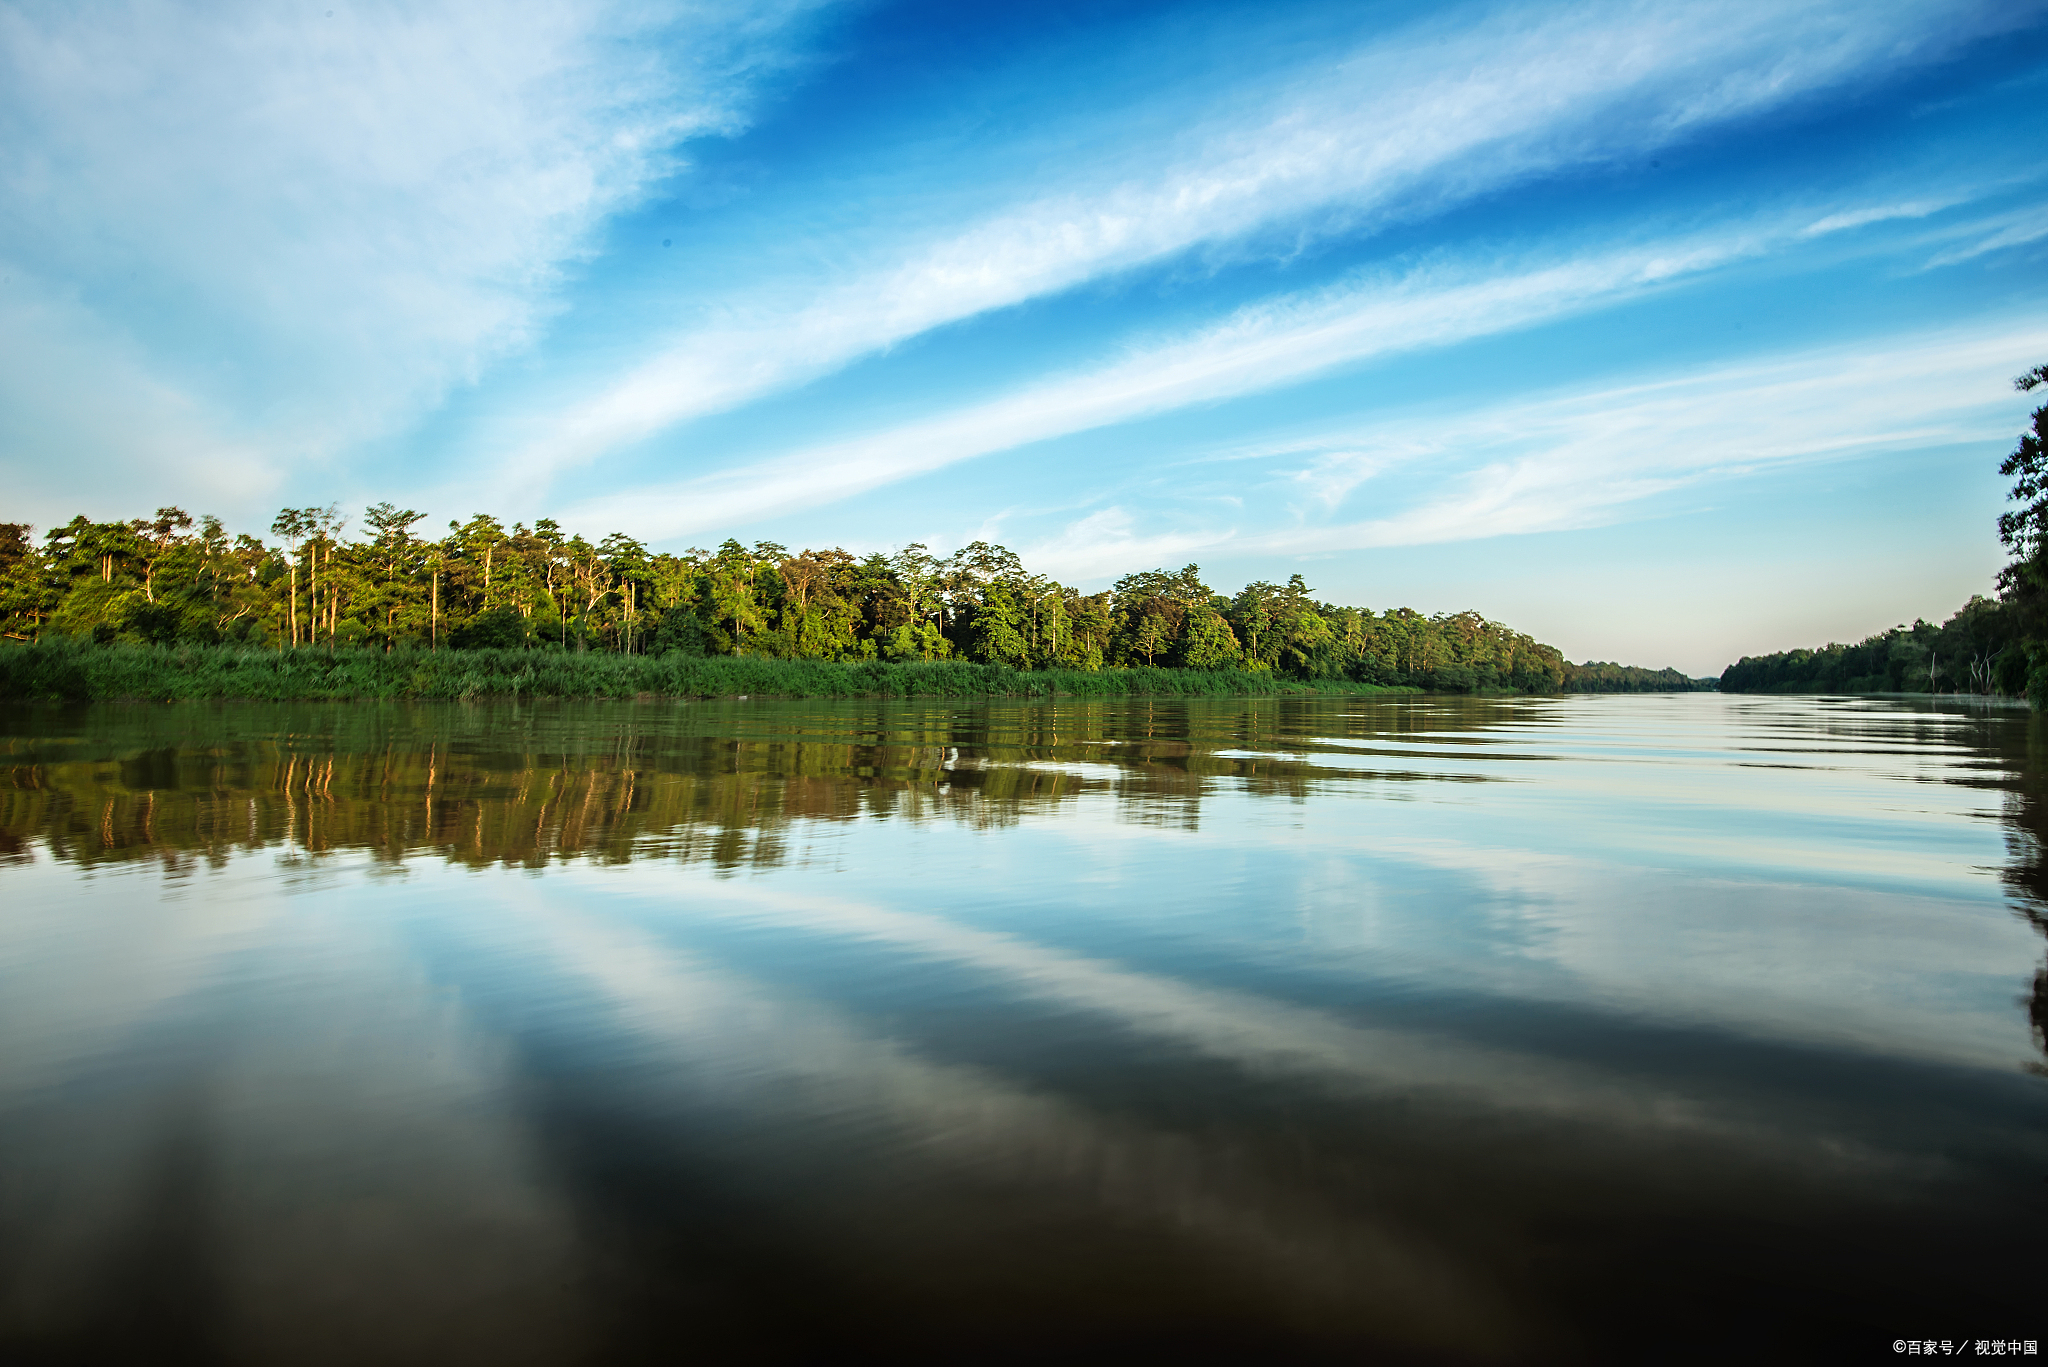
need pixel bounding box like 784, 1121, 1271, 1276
0, 642, 1713, 704
0, 641, 1417, 704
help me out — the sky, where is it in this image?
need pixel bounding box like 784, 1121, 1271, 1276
2, 0, 2046, 674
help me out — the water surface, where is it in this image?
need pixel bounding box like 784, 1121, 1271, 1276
1, 693, 2042, 1363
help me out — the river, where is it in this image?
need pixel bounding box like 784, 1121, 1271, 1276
0, 693, 2041, 1363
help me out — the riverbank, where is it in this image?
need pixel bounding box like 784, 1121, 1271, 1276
0, 641, 1429, 702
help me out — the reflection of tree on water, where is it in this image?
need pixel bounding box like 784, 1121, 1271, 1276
1978, 709, 2048, 1072
2028, 960, 2048, 1071
1767, 697, 2048, 1072
2009, 856, 2048, 1072
0, 696, 1511, 875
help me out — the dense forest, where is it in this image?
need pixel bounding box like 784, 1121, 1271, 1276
0, 507, 1700, 695
1717, 596, 2020, 695
1722, 363, 2048, 699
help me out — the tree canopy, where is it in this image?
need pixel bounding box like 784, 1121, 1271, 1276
0, 505, 1695, 694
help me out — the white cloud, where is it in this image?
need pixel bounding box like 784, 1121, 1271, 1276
562, 223, 1782, 538
1021, 508, 1226, 580
1800, 199, 1961, 236
515, 0, 2020, 485
0, 0, 821, 522
1021, 320, 2048, 578
1920, 205, 2048, 268
0, 267, 278, 517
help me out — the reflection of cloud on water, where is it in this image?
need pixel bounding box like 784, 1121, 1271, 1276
511, 889, 1527, 1356
0, 858, 279, 1101
550, 867, 1980, 1178
982, 719, 2033, 1072
1309, 833, 2039, 1072
0, 862, 588, 1364
5, 692, 2046, 1355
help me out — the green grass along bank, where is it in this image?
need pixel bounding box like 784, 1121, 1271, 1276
0, 642, 1417, 703
0, 641, 1707, 703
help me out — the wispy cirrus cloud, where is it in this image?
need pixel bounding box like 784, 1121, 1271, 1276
561, 214, 1802, 538
513, 0, 2026, 487
1919, 204, 2048, 269
1020, 321, 2048, 579
0, 269, 277, 514
1800, 199, 1966, 236
0, 0, 825, 519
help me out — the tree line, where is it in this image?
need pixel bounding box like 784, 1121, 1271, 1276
1718, 596, 2020, 695
1722, 362, 2048, 698
0, 505, 1699, 692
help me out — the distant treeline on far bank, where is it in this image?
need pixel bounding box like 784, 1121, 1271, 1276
1719, 596, 2021, 696
1721, 363, 2048, 702
0, 506, 1706, 698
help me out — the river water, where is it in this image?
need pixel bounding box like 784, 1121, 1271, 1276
0, 693, 2041, 1363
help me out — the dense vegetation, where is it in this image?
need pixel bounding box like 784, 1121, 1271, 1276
1555, 662, 1706, 693
0, 506, 1699, 698
0, 640, 1418, 703
1722, 363, 2048, 700
1717, 596, 2020, 695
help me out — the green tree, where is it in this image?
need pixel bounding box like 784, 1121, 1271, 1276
270, 508, 312, 646
5, 504, 1649, 694
1997, 365, 2048, 568
776, 547, 861, 659
1997, 365, 2048, 667
0, 523, 52, 641
130, 507, 193, 604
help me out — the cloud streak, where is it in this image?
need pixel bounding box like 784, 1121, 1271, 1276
517, 0, 2022, 485
0, 0, 822, 515
563, 220, 1785, 536
1023, 320, 2048, 578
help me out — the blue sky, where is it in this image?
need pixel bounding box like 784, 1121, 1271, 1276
2, 0, 2045, 673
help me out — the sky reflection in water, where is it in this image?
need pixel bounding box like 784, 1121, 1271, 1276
1, 693, 2043, 1363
